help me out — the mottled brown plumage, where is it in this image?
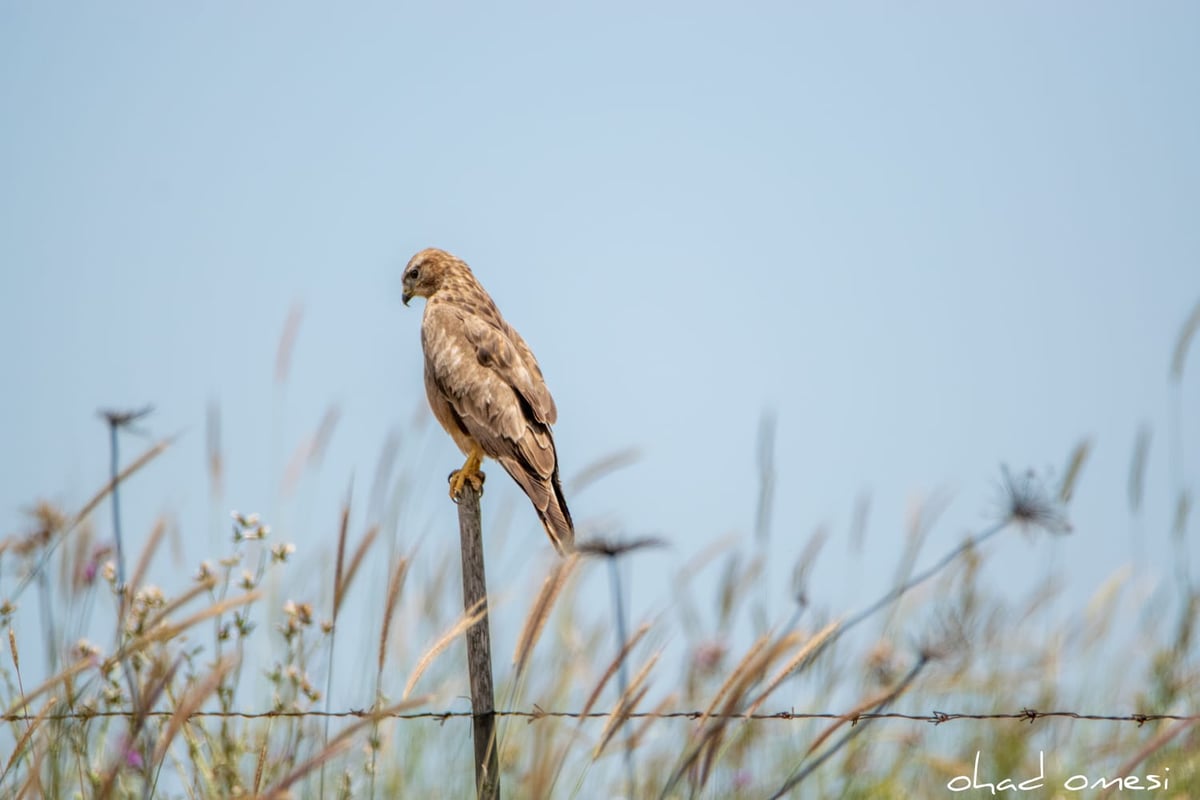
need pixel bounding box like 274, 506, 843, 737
401, 248, 574, 554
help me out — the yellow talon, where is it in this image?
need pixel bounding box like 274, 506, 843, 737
448, 447, 486, 501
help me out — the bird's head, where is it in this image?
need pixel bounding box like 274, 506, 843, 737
401, 247, 462, 306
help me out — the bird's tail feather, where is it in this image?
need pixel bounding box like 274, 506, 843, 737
500, 458, 574, 555
539, 468, 574, 555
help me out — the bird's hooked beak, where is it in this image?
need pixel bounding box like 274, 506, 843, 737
402, 290, 412, 307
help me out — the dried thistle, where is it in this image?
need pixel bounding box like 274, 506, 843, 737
1000, 466, 1071, 535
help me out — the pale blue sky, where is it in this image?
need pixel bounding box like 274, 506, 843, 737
2, 2, 1198, 710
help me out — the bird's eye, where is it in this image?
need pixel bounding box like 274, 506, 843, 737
407, 267, 420, 281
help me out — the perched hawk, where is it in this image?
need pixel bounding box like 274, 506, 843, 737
401, 248, 574, 554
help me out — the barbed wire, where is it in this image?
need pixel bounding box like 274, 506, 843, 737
2, 707, 1195, 726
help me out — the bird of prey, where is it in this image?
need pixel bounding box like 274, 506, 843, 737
401, 248, 574, 554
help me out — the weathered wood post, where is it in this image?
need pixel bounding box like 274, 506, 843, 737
456, 482, 500, 800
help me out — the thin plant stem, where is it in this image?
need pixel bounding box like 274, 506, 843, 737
109, 422, 126, 596
607, 556, 636, 799
767, 654, 929, 799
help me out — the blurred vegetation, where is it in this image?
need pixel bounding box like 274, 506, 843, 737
2, 300, 1198, 799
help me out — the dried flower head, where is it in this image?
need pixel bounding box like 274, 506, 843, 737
692, 640, 727, 674
271, 542, 296, 563
12, 501, 68, 557
1000, 467, 1071, 535
73, 639, 103, 665
574, 535, 668, 558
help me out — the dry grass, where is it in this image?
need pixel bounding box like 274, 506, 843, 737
1, 442, 1198, 800
1, 444, 1197, 799
2, 309, 1198, 798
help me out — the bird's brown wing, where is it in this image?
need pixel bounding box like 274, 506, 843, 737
497, 322, 558, 425
461, 313, 557, 426
422, 302, 573, 552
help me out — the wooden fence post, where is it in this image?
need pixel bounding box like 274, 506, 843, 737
456, 483, 500, 800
